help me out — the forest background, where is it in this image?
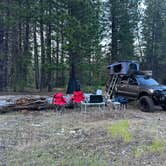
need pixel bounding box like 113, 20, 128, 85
0, 0, 166, 92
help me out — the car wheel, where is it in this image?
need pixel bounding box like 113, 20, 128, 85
139, 96, 155, 112
161, 105, 166, 111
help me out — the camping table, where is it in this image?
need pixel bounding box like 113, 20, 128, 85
81, 101, 106, 112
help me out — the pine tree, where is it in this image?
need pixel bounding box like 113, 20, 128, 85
143, 0, 166, 79
107, 0, 140, 62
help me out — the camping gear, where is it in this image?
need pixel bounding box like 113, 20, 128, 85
96, 89, 102, 95
71, 91, 85, 110
81, 94, 105, 112
53, 93, 67, 112
72, 91, 85, 103
106, 60, 140, 98
106, 99, 121, 111
106, 75, 120, 98
107, 60, 139, 75
112, 96, 128, 109
89, 95, 103, 103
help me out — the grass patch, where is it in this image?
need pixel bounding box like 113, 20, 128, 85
149, 139, 165, 153
134, 139, 165, 158
134, 145, 149, 158
6, 143, 109, 166
61, 154, 108, 166
107, 120, 133, 143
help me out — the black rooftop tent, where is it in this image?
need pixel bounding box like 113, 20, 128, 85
107, 60, 139, 75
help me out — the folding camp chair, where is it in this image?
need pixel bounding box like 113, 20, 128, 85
113, 96, 128, 110
52, 93, 67, 112
72, 91, 85, 109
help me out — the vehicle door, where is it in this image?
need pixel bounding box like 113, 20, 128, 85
117, 76, 131, 97
127, 77, 140, 99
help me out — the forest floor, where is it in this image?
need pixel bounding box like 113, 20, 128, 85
0, 102, 166, 165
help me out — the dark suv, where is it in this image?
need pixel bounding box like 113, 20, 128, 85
116, 74, 166, 112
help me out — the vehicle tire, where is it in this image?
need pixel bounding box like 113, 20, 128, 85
139, 96, 155, 112
161, 105, 166, 111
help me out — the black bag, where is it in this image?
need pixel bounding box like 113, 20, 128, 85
89, 95, 103, 103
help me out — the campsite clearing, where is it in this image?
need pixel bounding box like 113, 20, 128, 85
0, 104, 166, 165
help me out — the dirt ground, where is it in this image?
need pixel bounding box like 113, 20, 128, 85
0, 103, 166, 166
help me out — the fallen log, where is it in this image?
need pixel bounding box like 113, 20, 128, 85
0, 95, 52, 113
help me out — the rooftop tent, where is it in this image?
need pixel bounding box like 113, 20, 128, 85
107, 60, 139, 75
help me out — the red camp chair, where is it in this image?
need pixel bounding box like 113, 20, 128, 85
72, 91, 85, 109
52, 93, 67, 112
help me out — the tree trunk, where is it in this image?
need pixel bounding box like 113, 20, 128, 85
4, 25, 8, 90
60, 23, 65, 86
46, 2, 52, 91
40, 0, 46, 90
23, 0, 30, 85
33, 22, 39, 89
0, 9, 7, 91
111, 2, 118, 62
56, 33, 59, 86
5, 0, 10, 90
11, 26, 19, 92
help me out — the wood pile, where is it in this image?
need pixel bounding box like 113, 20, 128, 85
0, 95, 52, 113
